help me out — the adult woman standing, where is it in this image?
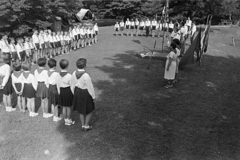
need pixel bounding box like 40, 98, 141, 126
164, 42, 179, 88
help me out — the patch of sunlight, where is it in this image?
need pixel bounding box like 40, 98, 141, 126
206, 81, 217, 89
148, 121, 163, 128
156, 92, 171, 98
122, 64, 134, 69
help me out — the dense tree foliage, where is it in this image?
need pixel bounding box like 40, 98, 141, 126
0, 0, 239, 36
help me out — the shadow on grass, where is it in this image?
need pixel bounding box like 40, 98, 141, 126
56, 52, 240, 160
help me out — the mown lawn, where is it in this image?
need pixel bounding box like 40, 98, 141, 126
0, 26, 240, 160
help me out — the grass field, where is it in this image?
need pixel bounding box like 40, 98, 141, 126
0, 26, 240, 160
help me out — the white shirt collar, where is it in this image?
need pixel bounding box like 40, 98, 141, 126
78, 69, 85, 71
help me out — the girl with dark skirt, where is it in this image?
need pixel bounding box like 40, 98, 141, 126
119, 20, 125, 36
11, 62, 24, 112
21, 62, 38, 117
93, 23, 99, 43
125, 18, 131, 36
114, 22, 120, 36
130, 19, 135, 36
0, 55, 15, 112
139, 20, 145, 36
56, 59, 75, 126
34, 58, 50, 118
71, 58, 95, 131
135, 18, 140, 36
48, 59, 61, 122
151, 18, 157, 37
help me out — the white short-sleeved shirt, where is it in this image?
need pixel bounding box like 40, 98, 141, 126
135, 21, 139, 26
12, 71, 23, 84
180, 26, 188, 36
56, 71, 72, 93
48, 69, 59, 85
9, 44, 16, 52
130, 22, 135, 26
186, 20, 192, 27
94, 25, 98, 31
169, 23, 174, 29
34, 69, 49, 87
38, 35, 45, 44
0, 40, 10, 53
48, 35, 53, 43
44, 34, 49, 42
115, 24, 119, 29
125, 21, 130, 25
32, 34, 39, 44
191, 24, 197, 36
22, 71, 38, 91
151, 21, 157, 26
24, 42, 31, 50
145, 21, 151, 26
16, 43, 24, 53
120, 22, 124, 27
140, 22, 145, 27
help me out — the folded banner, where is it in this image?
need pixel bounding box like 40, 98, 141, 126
179, 27, 202, 67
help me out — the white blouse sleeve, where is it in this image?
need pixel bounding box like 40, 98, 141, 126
85, 74, 95, 99
70, 72, 77, 94
2, 65, 10, 87
30, 74, 38, 91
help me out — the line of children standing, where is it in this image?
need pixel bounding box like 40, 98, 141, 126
114, 18, 176, 38
1, 57, 95, 130
0, 23, 99, 66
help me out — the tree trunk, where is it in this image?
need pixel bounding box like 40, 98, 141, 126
229, 13, 232, 20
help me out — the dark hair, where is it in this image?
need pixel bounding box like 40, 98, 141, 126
170, 42, 177, 49
48, 58, 57, 68
21, 62, 31, 71
76, 58, 87, 69
37, 58, 47, 67
172, 39, 181, 46
59, 59, 69, 69
13, 62, 21, 71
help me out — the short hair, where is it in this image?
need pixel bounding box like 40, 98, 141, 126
59, 59, 69, 69
48, 58, 57, 68
173, 39, 180, 46
76, 58, 87, 69
21, 62, 31, 71
170, 42, 177, 49
12, 62, 21, 71
37, 58, 47, 67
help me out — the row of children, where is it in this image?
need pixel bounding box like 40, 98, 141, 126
114, 18, 184, 37
0, 57, 95, 130
0, 23, 99, 64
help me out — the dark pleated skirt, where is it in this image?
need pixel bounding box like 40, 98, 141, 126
36, 82, 48, 98
22, 83, 35, 99
3, 77, 12, 95
48, 84, 58, 106
58, 87, 73, 107
15, 83, 22, 95
73, 88, 95, 115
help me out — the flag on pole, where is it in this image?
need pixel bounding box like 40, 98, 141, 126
198, 15, 212, 62
179, 27, 202, 67
162, 6, 166, 15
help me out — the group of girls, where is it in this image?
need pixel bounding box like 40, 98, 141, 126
0, 56, 95, 131
114, 18, 176, 37
32, 23, 99, 61
0, 23, 99, 65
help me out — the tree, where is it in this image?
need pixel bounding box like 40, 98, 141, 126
221, 0, 239, 20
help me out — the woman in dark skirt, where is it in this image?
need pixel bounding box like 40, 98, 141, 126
0, 55, 15, 112
71, 58, 95, 131
56, 59, 74, 126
